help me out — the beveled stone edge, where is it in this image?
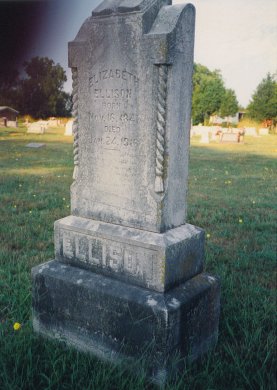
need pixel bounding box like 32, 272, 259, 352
54, 215, 204, 292
54, 215, 204, 250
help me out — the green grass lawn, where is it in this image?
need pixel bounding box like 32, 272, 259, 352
0, 126, 276, 389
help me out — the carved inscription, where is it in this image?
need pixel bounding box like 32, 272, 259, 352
89, 238, 102, 265
61, 230, 157, 284
63, 232, 75, 259
86, 66, 146, 211
75, 236, 88, 261
89, 69, 139, 86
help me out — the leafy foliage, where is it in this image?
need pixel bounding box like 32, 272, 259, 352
0, 57, 71, 118
192, 64, 239, 125
0, 68, 20, 107
19, 57, 71, 118
247, 73, 277, 123
220, 89, 239, 118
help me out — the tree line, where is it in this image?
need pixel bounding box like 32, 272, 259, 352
0, 57, 276, 126
0, 57, 72, 118
192, 63, 276, 126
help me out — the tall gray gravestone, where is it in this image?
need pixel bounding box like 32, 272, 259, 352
32, 0, 220, 384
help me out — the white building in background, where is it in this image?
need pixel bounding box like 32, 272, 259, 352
0, 106, 19, 127
210, 112, 245, 125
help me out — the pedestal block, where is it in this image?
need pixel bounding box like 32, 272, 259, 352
54, 216, 204, 292
32, 260, 220, 385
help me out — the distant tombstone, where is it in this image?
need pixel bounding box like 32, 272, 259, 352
26, 143, 45, 148
259, 128, 269, 136
200, 131, 210, 144
221, 132, 239, 143
244, 127, 257, 136
64, 119, 74, 136
210, 127, 219, 141
48, 118, 60, 127
32, 1, 220, 385
192, 126, 212, 140
27, 121, 48, 134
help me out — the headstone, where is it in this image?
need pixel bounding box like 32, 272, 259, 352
244, 127, 257, 136
220, 132, 239, 143
200, 131, 210, 144
27, 121, 48, 134
48, 118, 61, 127
26, 143, 45, 148
191, 126, 212, 139
64, 119, 74, 136
259, 128, 269, 136
32, 1, 220, 385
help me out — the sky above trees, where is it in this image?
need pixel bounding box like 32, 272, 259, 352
0, 0, 276, 107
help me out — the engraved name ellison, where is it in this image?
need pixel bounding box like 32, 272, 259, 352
94, 89, 132, 99
89, 68, 139, 87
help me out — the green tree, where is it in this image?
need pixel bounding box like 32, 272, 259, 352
0, 67, 20, 108
192, 64, 225, 124
18, 56, 71, 118
247, 73, 277, 124
220, 88, 239, 118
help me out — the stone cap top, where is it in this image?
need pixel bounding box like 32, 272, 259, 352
147, 3, 194, 35
92, 0, 171, 17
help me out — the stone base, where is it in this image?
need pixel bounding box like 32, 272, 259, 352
54, 215, 205, 292
32, 260, 220, 386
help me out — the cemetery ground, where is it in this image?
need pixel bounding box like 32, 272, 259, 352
0, 124, 276, 390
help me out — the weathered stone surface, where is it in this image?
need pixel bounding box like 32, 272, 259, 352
32, 260, 220, 385
64, 119, 74, 136
259, 128, 269, 136
54, 215, 204, 292
27, 121, 48, 134
69, 0, 195, 233
220, 132, 239, 143
244, 127, 257, 136
26, 143, 45, 148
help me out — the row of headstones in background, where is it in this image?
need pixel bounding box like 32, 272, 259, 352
26, 118, 67, 134
191, 126, 269, 143
27, 120, 49, 134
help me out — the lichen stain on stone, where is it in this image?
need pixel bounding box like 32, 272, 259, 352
159, 41, 168, 58
146, 296, 158, 307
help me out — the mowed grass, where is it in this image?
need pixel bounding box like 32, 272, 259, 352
0, 125, 276, 389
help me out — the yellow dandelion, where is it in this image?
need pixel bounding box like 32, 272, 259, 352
63, 198, 66, 201
206, 233, 211, 239
14, 205, 17, 208
239, 219, 243, 223
29, 210, 32, 214
19, 184, 22, 187
13, 322, 21, 331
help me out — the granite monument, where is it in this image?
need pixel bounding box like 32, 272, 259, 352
32, 0, 220, 385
